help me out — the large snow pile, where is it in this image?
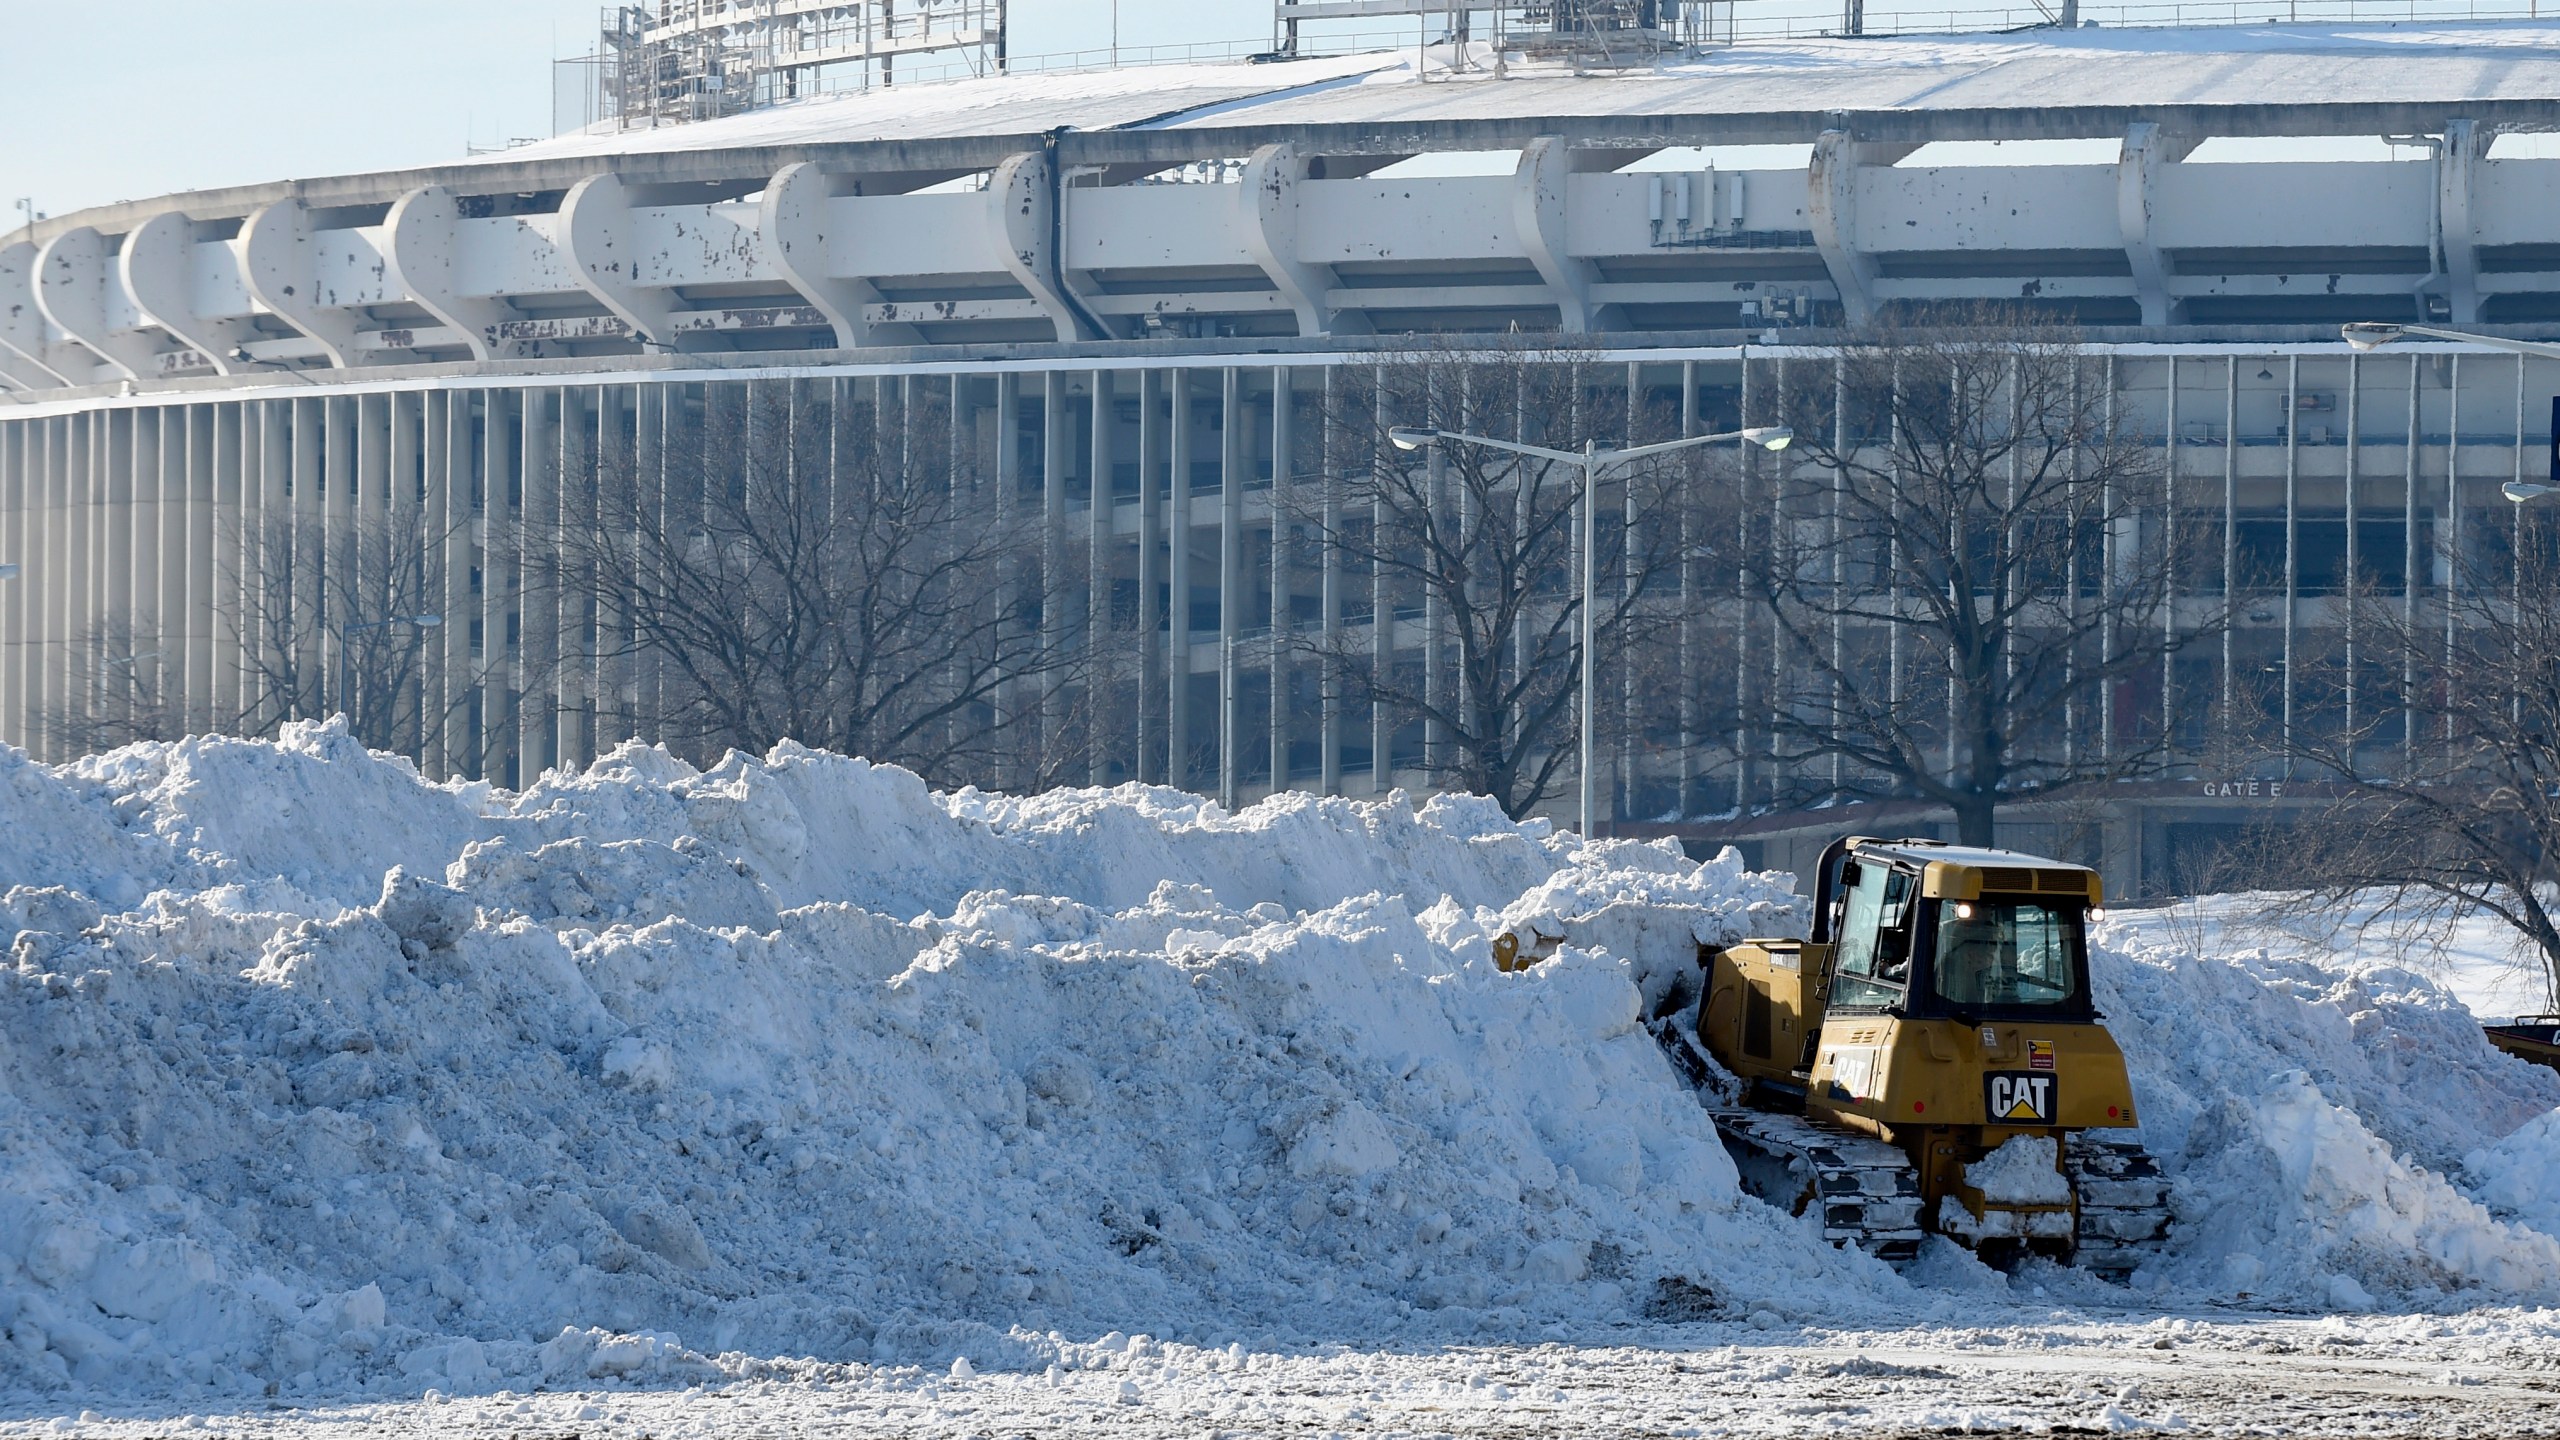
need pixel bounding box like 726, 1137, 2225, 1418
2, 722, 1857, 1404
2094, 912, 2560, 1310
6, 724, 2560, 1410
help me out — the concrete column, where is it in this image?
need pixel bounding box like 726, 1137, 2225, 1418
212, 407, 241, 727
1370, 377, 1391, 793
2343, 353, 2361, 756
2402, 356, 2421, 778
387, 392, 425, 755
1421, 433, 1445, 775
0, 421, 21, 748
484, 389, 522, 785
1269, 369, 1292, 794
102, 410, 135, 739
1087, 367, 1113, 786
1169, 370, 1193, 790
1043, 371, 1069, 758
2443, 354, 2463, 759
2281, 355, 2299, 774
1220, 367, 1244, 809
324, 396, 357, 721
1137, 370, 1163, 782
563, 386, 602, 768
28, 413, 56, 751
64, 414, 94, 750
209, 404, 244, 727
185, 409, 215, 732
632, 384, 664, 736
1319, 366, 1342, 796
2145, 358, 2176, 766
519, 388, 559, 779
2220, 358, 2237, 724
291, 398, 326, 721
438, 391, 476, 779
352, 394, 386, 653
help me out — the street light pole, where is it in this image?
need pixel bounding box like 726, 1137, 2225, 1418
1387, 421, 1792, 838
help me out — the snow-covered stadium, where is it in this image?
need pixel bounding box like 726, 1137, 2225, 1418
4, 15, 2560, 896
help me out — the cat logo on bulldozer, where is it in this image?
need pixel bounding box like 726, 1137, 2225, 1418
1985, 1072, 2058, 1123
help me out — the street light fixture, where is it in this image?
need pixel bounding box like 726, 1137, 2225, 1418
2345, 323, 2560, 504
339, 614, 443, 738
1388, 421, 1795, 838
2341, 320, 2560, 361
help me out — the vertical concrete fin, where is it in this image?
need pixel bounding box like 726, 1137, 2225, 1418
242, 198, 362, 368
2117, 122, 2182, 328
761, 162, 921, 349
0, 242, 75, 388
35, 227, 162, 380
1239, 143, 1369, 338
989, 151, 1090, 344
559, 173, 687, 351
2438, 117, 2483, 325
1808, 129, 1880, 328
383, 186, 521, 362
122, 212, 255, 375
1512, 137, 1614, 334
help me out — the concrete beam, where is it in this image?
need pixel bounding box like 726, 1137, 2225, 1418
27, 99, 2560, 247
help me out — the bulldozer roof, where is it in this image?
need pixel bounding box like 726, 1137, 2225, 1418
1849, 839, 2103, 906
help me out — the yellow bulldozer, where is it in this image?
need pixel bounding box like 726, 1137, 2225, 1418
1637, 836, 2170, 1272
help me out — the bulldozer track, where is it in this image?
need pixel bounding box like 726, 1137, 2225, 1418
1707, 1109, 2173, 1272
2064, 1131, 2173, 1274
1711, 1109, 1929, 1263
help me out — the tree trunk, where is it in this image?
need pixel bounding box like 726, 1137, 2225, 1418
1953, 795, 1997, 849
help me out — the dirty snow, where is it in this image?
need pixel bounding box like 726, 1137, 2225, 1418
1, 721, 2557, 1435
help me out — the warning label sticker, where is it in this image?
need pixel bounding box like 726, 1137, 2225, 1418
2028, 1039, 2056, 1071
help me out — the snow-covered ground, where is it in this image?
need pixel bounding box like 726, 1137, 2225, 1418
3, 723, 2557, 1436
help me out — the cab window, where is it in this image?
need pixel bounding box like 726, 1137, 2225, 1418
1931, 900, 2083, 1009
1829, 863, 1914, 1010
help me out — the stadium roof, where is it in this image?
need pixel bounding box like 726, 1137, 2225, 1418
495, 19, 2560, 164
25, 19, 2560, 239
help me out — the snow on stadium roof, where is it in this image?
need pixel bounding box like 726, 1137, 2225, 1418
494, 19, 2560, 163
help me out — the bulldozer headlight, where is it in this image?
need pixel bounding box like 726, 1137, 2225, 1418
1954, 902, 1974, 920
2088, 906, 2107, 923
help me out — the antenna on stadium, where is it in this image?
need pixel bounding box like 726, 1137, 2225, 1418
568, 1, 1011, 132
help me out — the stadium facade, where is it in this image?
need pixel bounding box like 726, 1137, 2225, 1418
5, 23, 2559, 895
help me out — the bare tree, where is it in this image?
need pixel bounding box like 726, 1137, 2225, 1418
1742, 310, 2221, 847
2277, 505, 2560, 1008
1294, 345, 1720, 821
553, 380, 1080, 786
229, 506, 479, 764
42, 608, 188, 753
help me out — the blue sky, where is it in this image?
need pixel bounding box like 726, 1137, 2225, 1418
0, 0, 1253, 225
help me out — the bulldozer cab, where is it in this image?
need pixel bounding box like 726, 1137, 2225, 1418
1814, 838, 2101, 1026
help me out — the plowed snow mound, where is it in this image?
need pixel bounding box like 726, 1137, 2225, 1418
2096, 915, 2560, 1308
9, 724, 2560, 1409
1, 722, 1864, 1404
